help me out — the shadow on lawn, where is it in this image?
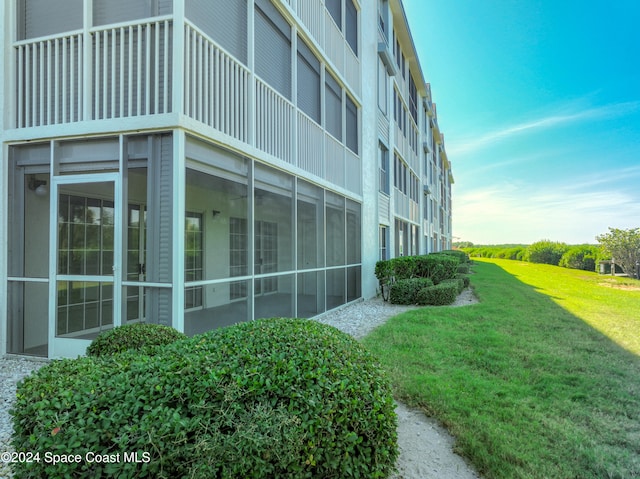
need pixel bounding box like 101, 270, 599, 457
391, 259, 640, 479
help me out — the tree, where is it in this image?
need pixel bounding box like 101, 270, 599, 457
524, 240, 569, 265
559, 245, 599, 272
596, 227, 640, 279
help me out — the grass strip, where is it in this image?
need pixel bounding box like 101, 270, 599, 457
363, 259, 640, 479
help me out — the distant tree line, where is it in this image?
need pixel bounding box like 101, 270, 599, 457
456, 227, 640, 279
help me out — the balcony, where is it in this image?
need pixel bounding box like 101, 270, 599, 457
11, 4, 362, 195
15, 17, 173, 128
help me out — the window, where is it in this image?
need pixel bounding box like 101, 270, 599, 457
325, 72, 342, 141
409, 76, 418, 123
346, 200, 361, 265
394, 89, 407, 137
326, 192, 345, 267
379, 226, 389, 260
378, 143, 389, 194
326, 0, 358, 56
326, 0, 341, 29
186, 0, 247, 64
345, 0, 358, 55
378, 59, 388, 115
378, 0, 388, 37
229, 217, 248, 300
19, 0, 82, 40
93, 0, 171, 26
185, 212, 203, 309
255, 0, 292, 99
255, 220, 278, 294
297, 37, 321, 123
394, 36, 405, 78
345, 94, 358, 154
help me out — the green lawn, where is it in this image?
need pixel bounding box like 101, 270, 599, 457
363, 259, 640, 479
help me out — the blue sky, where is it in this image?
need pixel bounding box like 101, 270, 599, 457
403, 0, 640, 245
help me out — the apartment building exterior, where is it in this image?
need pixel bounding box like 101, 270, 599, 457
1, 0, 453, 359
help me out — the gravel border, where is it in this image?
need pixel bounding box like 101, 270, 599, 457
0, 289, 480, 479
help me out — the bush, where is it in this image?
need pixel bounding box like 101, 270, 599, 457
416, 282, 459, 306
375, 253, 459, 285
375, 259, 393, 283
456, 263, 470, 274
440, 277, 465, 294
414, 254, 459, 284
559, 245, 599, 271
390, 256, 418, 280
524, 240, 569, 265
389, 277, 434, 304
86, 322, 186, 357
440, 249, 469, 264
456, 273, 471, 289
12, 318, 398, 479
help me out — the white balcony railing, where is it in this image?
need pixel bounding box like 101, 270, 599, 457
15, 18, 173, 128
16, 31, 84, 127
297, 0, 324, 46
256, 79, 294, 164
93, 19, 172, 120
344, 46, 360, 98
345, 148, 361, 195
297, 111, 324, 177
184, 22, 249, 144
13, 11, 362, 195
325, 133, 344, 188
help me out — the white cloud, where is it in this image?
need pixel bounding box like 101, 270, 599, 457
453, 174, 640, 245
448, 101, 640, 157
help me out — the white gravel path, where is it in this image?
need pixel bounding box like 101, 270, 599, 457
0, 289, 481, 479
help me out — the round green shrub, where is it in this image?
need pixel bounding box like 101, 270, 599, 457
389, 277, 434, 304
524, 240, 569, 265
559, 245, 599, 271
12, 318, 398, 479
440, 249, 469, 264
416, 282, 459, 306
456, 273, 471, 289
440, 277, 464, 294
414, 254, 459, 284
86, 322, 186, 357
456, 263, 470, 274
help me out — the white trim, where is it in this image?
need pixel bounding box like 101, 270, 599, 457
171, 129, 186, 333
48, 171, 121, 358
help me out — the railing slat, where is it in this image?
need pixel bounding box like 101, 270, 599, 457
111, 29, 116, 118
144, 24, 150, 115
102, 30, 108, 118
136, 26, 142, 116
119, 27, 125, 117
39, 42, 44, 125
25, 44, 31, 126
163, 20, 169, 113
128, 26, 133, 117
154, 22, 160, 115
17, 46, 23, 127
54, 40, 59, 124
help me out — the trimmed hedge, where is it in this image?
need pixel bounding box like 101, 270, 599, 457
456, 273, 471, 289
86, 322, 186, 357
440, 277, 465, 294
416, 282, 459, 306
524, 240, 569, 265
12, 318, 398, 479
376, 254, 459, 283
389, 278, 434, 305
440, 249, 470, 264
559, 245, 599, 271
456, 263, 470, 274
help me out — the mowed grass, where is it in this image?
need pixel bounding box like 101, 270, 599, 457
362, 259, 640, 479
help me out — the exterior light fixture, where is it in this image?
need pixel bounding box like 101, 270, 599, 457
28, 175, 48, 197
